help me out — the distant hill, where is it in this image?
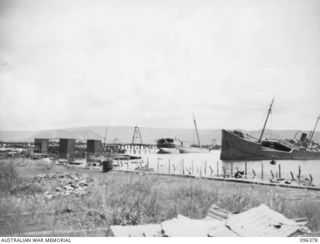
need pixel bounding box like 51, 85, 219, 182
0, 126, 319, 144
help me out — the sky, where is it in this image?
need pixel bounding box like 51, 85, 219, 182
0, 0, 319, 131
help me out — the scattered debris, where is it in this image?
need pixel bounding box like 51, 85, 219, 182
269, 177, 315, 187
161, 215, 221, 237
134, 166, 154, 172
34, 172, 92, 199
207, 224, 238, 237
223, 204, 310, 237
110, 224, 162, 237
69, 159, 86, 165
234, 171, 244, 178
57, 159, 68, 165
110, 204, 311, 237
204, 204, 232, 221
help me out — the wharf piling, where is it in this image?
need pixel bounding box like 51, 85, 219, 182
111, 157, 317, 190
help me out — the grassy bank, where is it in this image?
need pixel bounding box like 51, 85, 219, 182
0, 158, 320, 236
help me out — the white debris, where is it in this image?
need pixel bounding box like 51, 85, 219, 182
42, 158, 52, 163
108, 204, 311, 237
161, 215, 222, 237
207, 224, 239, 237
33, 172, 91, 199
110, 224, 162, 237
224, 204, 310, 237
204, 204, 232, 221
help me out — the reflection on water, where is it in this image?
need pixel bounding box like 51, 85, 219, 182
126, 150, 320, 186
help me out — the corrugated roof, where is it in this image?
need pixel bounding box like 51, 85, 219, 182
225, 204, 304, 237
110, 204, 310, 237
207, 224, 239, 237
161, 215, 222, 237
205, 204, 232, 221
110, 224, 162, 237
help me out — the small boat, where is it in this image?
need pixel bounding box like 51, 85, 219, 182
270, 160, 276, 165
156, 138, 181, 154
156, 138, 209, 154
156, 115, 210, 154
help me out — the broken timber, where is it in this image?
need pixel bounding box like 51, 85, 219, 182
110, 204, 310, 237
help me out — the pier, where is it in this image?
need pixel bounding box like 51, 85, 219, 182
113, 169, 320, 191
111, 157, 319, 191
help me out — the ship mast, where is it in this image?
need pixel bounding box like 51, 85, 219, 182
103, 127, 108, 145
193, 114, 201, 148
308, 115, 320, 145
258, 98, 274, 143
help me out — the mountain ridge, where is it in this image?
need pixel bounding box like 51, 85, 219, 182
0, 126, 319, 144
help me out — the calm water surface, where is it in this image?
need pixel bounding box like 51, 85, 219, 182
125, 150, 320, 186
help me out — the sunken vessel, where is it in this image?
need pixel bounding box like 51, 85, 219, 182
220, 99, 320, 160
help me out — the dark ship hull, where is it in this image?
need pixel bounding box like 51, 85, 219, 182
220, 129, 320, 161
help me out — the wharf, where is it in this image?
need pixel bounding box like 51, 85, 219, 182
113, 169, 320, 192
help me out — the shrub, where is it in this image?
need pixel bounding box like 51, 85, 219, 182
10, 182, 43, 195
0, 161, 19, 193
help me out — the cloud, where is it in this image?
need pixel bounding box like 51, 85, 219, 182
0, 0, 320, 131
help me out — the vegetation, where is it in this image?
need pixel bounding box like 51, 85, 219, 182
0, 158, 320, 236
0, 161, 19, 193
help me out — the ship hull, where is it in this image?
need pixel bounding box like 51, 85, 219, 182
220, 129, 320, 161
179, 147, 209, 153
158, 147, 180, 154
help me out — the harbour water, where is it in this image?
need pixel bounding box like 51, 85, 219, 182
125, 150, 320, 186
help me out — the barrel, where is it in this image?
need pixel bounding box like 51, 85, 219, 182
102, 159, 113, 172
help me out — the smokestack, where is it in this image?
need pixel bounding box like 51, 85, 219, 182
300, 133, 307, 142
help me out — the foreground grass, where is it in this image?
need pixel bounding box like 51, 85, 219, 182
0, 158, 320, 236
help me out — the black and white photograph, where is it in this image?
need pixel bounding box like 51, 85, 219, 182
0, 0, 319, 240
